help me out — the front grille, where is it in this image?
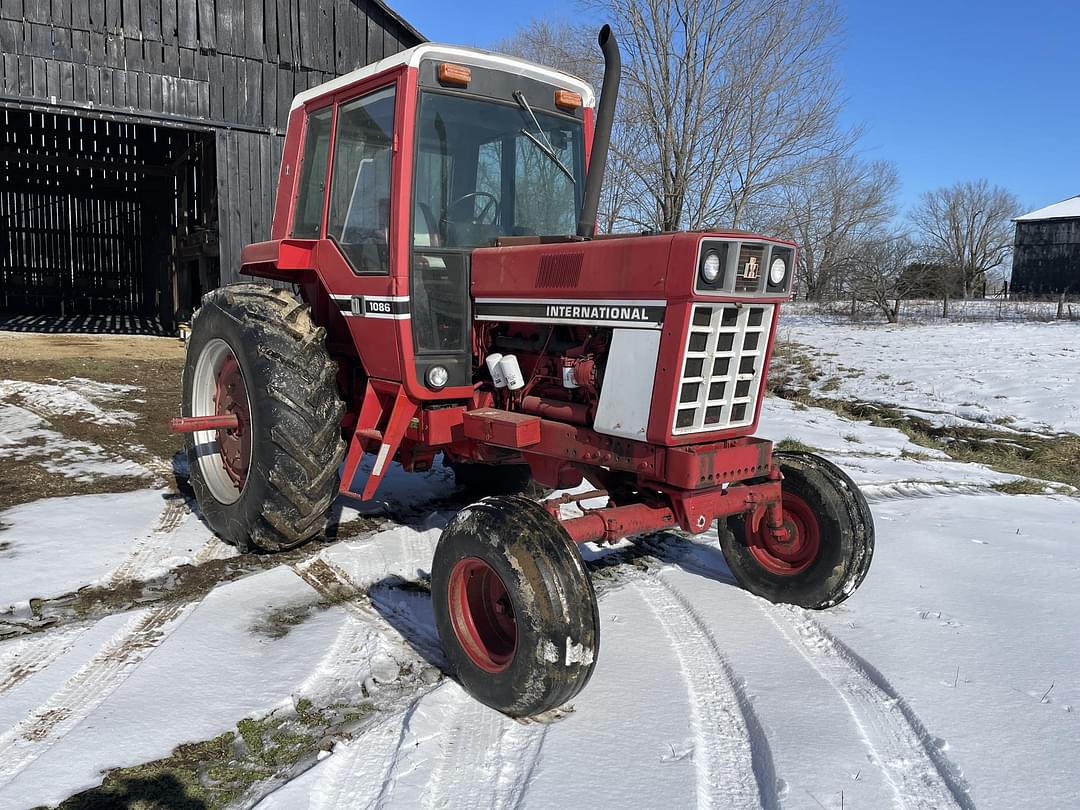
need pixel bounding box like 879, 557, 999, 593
673, 303, 773, 434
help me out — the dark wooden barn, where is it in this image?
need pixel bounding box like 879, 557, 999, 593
1012, 195, 1080, 296
0, 0, 422, 332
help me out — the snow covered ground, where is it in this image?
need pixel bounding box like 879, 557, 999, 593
777, 314, 1080, 434
2, 322, 1079, 809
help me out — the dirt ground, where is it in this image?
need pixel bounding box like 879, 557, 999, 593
0, 332, 188, 510
0, 332, 186, 362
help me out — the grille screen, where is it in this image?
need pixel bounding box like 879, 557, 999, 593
673, 303, 773, 434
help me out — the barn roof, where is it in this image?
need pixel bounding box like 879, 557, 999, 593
1015, 195, 1080, 222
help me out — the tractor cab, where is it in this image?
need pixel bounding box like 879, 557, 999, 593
248, 43, 596, 402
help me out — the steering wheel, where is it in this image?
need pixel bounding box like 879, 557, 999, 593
444, 191, 500, 227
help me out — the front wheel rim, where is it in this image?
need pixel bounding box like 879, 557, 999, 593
447, 557, 518, 673
190, 338, 252, 505
745, 493, 821, 575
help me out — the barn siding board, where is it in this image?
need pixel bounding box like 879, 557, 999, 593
196, 0, 215, 50
139, 0, 159, 41
244, 0, 262, 61
25, 0, 46, 24
89, 0, 105, 31
121, 0, 137, 31
215, 0, 232, 56
161, 0, 176, 45
105, 0, 120, 29
176, 0, 194, 46
262, 0, 276, 61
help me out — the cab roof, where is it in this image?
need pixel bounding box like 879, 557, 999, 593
290, 44, 597, 112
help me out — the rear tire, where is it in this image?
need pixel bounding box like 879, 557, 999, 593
182, 283, 345, 552
431, 496, 600, 717
720, 451, 874, 609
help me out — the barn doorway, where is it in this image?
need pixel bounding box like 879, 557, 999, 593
0, 106, 218, 334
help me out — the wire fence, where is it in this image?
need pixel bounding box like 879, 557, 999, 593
786, 297, 1080, 323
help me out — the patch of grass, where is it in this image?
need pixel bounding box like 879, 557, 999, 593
776, 438, 817, 453
819, 377, 842, 392
250, 598, 333, 640
991, 479, 1047, 496
56, 697, 377, 810
900, 449, 936, 461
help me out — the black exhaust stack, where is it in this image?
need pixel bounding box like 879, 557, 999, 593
576, 25, 620, 238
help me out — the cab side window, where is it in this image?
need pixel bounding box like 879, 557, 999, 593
327, 87, 397, 274
291, 107, 333, 238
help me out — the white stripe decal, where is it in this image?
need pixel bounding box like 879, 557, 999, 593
372, 444, 392, 477
474, 297, 666, 307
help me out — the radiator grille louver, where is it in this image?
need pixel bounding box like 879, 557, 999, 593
673, 303, 773, 434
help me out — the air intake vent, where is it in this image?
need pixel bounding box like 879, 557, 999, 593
535, 252, 584, 288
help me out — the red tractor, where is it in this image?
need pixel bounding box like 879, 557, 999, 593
172, 27, 873, 717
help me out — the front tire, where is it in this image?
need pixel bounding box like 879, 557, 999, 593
720, 451, 874, 609
432, 496, 600, 717
182, 284, 345, 552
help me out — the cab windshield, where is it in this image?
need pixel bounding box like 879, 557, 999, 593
412, 92, 585, 249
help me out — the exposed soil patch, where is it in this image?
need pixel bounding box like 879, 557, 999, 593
0, 334, 187, 510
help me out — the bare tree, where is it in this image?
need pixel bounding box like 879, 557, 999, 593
503, 1, 849, 232
910, 179, 1020, 297
760, 153, 898, 299
597, 0, 850, 231
849, 233, 919, 323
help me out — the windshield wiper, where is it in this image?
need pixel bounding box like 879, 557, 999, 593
513, 91, 575, 182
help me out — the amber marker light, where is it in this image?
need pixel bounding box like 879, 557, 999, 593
437, 63, 472, 87
554, 89, 582, 110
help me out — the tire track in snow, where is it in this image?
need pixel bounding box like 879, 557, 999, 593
290, 557, 444, 667
286, 554, 548, 810
0, 602, 193, 788
0, 626, 89, 696
416, 687, 547, 810
859, 481, 1003, 503
302, 698, 427, 810
633, 576, 777, 810
106, 496, 228, 587
762, 603, 975, 810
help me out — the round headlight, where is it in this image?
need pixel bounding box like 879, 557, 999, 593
701, 252, 722, 284
769, 256, 787, 286
426, 365, 449, 389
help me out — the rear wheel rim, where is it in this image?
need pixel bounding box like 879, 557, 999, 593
191, 339, 252, 505
447, 557, 518, 673
746, 493, 821, 576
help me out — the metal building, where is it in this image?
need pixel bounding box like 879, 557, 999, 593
0, 0, 422, 332
1012, 195, 1080, 296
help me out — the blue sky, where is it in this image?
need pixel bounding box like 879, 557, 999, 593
391, 0, 1079, 217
